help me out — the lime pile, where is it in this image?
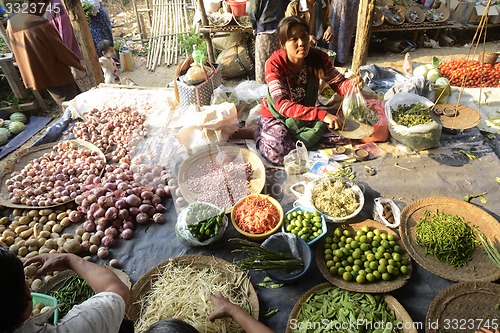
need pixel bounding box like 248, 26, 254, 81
284, 209, 324, 243
323, 226, 410, 284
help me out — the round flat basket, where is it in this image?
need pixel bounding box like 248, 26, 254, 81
208, 12, 233, 27
339, 120, 374, 139
0, 139, 106, 209
400, 197, 500, 282
126, 255, 259, 332
425, 282, 500, 333
316, 219, 412, 293
405, 5, 425, 24
177, 145, 265, 213
430, 104, 481, 130
286, 282, 417, 333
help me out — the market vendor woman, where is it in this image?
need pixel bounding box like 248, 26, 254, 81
256, 15, 358, 165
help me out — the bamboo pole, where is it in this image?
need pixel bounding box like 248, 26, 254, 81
146, 0, 159, 69
62, 0, 103, 85
351, 0, 375, 75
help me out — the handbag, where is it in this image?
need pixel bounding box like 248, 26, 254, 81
174, 56, 223, 109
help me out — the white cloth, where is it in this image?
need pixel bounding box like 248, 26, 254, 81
13, 292, 125, 333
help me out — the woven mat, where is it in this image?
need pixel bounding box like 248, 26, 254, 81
315, 219, 412, 293
286, 282, 417, 333
426, 282, 500, 333
0, 140, 106, 209
400, 197, 500, 282
126, 255, 259, 322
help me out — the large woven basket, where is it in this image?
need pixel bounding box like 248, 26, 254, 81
426, 282, 500, 333
286, 282, 417, 333
400, 197, 500, 282
315, 219, 412, 293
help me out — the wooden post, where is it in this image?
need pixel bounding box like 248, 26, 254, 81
61, 0, 104, 86
351, 0, 375, 75
196, 0, 216, 63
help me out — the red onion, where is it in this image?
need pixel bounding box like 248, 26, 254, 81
105, 207, 118, 220
151, 194, 162, 206
69, 211, 82, 223
120, 228, 133, 240
152, 213, 165, 224
97, 247, 109, 259
123, 221, 134, 230
125, 194, 141, 207
139, 204, 155, 217
115, 199, 127, 210
155, 204, 166, 213
155, 188, 167, 198
83, 221, 96, 232
94, 207, 106, 218
129, 207, 139, 217
102, 235, 115, 248
140, 191, 153, 200
105, 227, 118, 238
136, 212, 150, 224
118, 209, 129, 220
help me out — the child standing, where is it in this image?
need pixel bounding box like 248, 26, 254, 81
98, 39, 120, 84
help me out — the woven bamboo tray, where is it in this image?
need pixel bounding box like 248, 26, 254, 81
426, 282, 500, 333
430, 104, 481, 130
0, 140, 106, 209
400, 197, 500, 282
286, 282, 417, 333
177, 145, 266, 213
126, 255, 259, 326
316, 219, 412, 293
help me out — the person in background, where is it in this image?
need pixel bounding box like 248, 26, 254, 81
144, 292, 273, 333
328, 0, 360, 65
6, 0, 85, 109
0, 248, 130, 333
45, 0, 82, 59
256, 16, 359, 165
98, 39, 120, 84
81, 0, 114, 58
285, 0, 332, 48
248, 0, 288, 84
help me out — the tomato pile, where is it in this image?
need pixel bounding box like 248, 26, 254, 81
439, 59, 500, 88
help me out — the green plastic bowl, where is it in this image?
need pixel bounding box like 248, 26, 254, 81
32, 292, 59, 324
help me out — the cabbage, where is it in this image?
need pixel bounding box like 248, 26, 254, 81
425, 64, 436, 70
427, 69, 441, 82
435, 77, 450, 86
413, 65, 428, 77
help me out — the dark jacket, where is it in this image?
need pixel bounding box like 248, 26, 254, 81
248, 0, 289, 33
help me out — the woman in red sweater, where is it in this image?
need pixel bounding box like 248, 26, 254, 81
256, 15, 357, 165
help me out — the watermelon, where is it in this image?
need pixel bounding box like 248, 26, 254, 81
9, 121, 26, 135
0, 128, 11, 145
10, 112, 28, 124
2, 120, 11, 128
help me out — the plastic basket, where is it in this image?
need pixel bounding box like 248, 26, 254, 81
32, 292, 59, 324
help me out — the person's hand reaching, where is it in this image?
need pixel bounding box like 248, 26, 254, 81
208, 292, 235, 321
323, 26, 333, 43
24, 253, 71, 278
323, 113, 343, 130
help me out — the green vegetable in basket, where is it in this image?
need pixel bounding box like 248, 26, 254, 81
391, 103, 432, 127
415, 210, 477, 267
186, 202, 225, 242
50, 275, 94, 317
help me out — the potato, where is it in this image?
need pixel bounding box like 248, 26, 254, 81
32, 308, 41, 316
40, 306, 52, 314
18, 246, 28, 257
3, 229, 15, 238
20, 229, 34, 239
51, 224, 63, 234
50, 233, 60, 239
25, 251, 39, 260
49, 249, 57, 254
56, 212, 68, 221
18, 216, 31, 225
82, 233, 91, 242
0, 225, 5, 233
28, 246, 38, 252
56, 238, 65, 248
31, 278, 43, 291
4, 236, 14, 246
0, 216, 10, 225
39, 209, 53, 216
26, 238, 38, 247
45, 239, 57, 250
61, 233, 73, 239
28, 210, 40, 218
9, 243, 19, 254
60, 217, 70, 227
15, 238, 25, 246
38, 216, 48, 224
37, 238, 46, 247
75, 227, 85, 236
15, 225, 29, 234
89, 244, 98, 254
34, 302, 45, 311
63, 239, 81, 254
48, 213, 57, 221
42, 224, 52, 232
28, 221, 36, 228
39, 231, 51, 239
46, 220, 56, 229
12, 209, 24, 217
39, 247, 51, 254
24, 264, 38, 277
89, 235, 100, 246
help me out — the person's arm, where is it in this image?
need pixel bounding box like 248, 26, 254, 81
322, 1, 332, 43
38, 22, 85, 71
322, 52, 354, 95
266, 53, 328, 121
24, 253, 130, 303
208, 292, 273, 333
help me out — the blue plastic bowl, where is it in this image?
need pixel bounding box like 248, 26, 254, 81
32, 292, 59, 324
282, 206, 327, 246
261, 232, 312, 283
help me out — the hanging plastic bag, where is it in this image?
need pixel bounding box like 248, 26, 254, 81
342, 85, 369, 122
175, 202, 228, 247
283, 141, 309, 175
341, 85, 379, 139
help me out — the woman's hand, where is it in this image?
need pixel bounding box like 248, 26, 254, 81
208, 292, 236, 321
323, 113, 343, 130
323, 26, 333, 43
309, 34, 317, 46
350, 76, 364, 90
24, 253, 71, 278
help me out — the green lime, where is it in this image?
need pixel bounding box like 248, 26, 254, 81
334, 249, 343, 258
334, 228, 342, 237
335, 262, 342, 268
373, 228, 381, 236
338, 241, 346, 248
366, 273, 375, 283
373, 235, 381, 243
363, 261, 370, 269
371, 240, 380, 248
292, 211, 298, 217
400, 265, 409, 275
378, 265, 387, 274
342, 247, 351, 256
366, 253, 376, 261
387, 265, 396, 275
366, 231, 374, 239
372, 271, 381, 280
361, 225, 370, 233
342, 272, 353, 281
324, 254, 333, 261
326, 260, 334, 268
338, 267, 345, 276
329, 266, 338, 275
381, 240, 390, 249
374, 252, 383, 260
380, 233, 388, 240
313, 210, 320, 216
345, 266, 352, 272
356, 275, 366, 284
387, 233, 395, 241
347, 256, 354, 264
382, 272, 391, 281
384, 253, 392, 260
331, 244, 339, 250
369, 261, 378, 270
379, 258, 388, 266
350, 240, 358, 249
360, 243, 370, 252
341, 260, 349, 267
388, 259, 396, 267
358, 270, 366, 277
286, 224, 293, 232
356, 230, 365, 237
393, 245, 401, 253
343, 229, 351, 237
359, 235, 367, 243
352, 264, 361, 272
354, 259, 363, 266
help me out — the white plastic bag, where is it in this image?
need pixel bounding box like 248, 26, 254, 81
372, 197, 401, 228
283, 141, 309, 175
342, 85, 370, 122
175, 202, 228, 247
384, 92, 441, 151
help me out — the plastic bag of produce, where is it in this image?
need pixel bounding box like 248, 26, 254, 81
385, 92, 441, 151
372, 197, 401, 228
283, 141, 309, 175
175, 202, 228, 246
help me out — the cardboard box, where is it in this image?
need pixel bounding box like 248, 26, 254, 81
453, 2, 475, 24
490, 5, 500, 24
469, 4, 497, 24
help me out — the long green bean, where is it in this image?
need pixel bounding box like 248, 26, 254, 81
50, 275, 94, 317
415, 210, 477, 267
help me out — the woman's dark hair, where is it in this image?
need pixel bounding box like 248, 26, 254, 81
97, 39, 114, 56
0, 246, 30, 331
144, 319, 200, 333
277, 15, 328, 80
